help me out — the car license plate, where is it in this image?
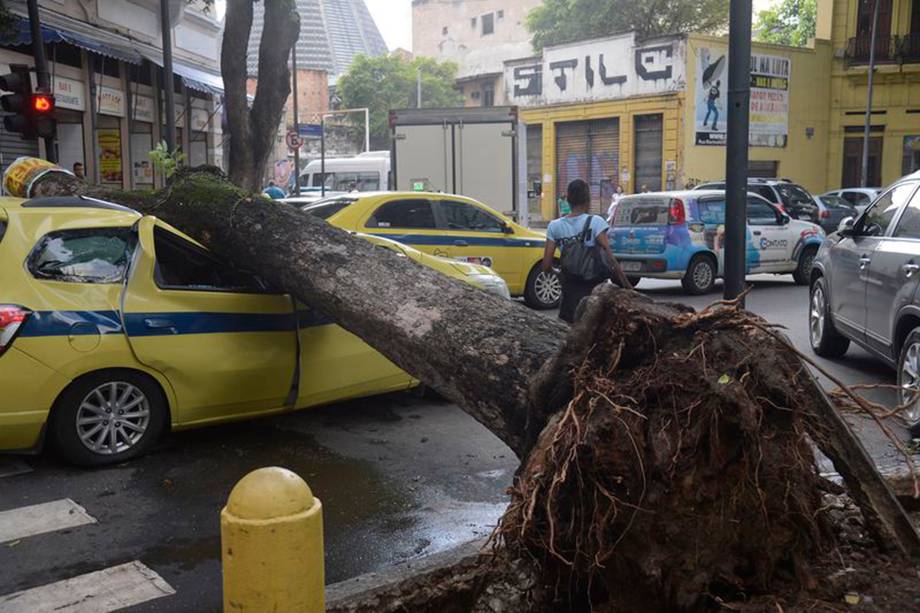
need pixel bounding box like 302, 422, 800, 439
621, 261, 642, 272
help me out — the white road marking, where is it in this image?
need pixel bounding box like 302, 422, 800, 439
0, 458, 32, 479
0, 499, 96, 544
0, 561, 175, 612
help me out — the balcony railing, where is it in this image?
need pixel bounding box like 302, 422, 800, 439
846, 34, 920, 65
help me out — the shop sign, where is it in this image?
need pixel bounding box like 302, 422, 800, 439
98, 129, 123, 183
505, 33, 686, 106
53, 77, 85, 111
694, 48, 790, 148
191, 108, 210, 131
98, 87, 125, 117
132, 95, 155, 123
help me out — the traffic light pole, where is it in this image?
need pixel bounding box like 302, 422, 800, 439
26, 0, 55, 162
160, 0, 176, 152
723, 0, 753, 303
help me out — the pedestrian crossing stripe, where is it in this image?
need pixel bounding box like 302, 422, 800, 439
0, 561, 175, 612
0, 499, 96, 544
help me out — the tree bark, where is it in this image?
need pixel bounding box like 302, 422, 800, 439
222, 0, 299, 190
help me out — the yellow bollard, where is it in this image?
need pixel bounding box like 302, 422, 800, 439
221, 467, 324, 613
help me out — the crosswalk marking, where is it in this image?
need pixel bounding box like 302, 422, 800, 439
0, 499, 96, 544
0, 561, 175, 612
0, 459, 32, 479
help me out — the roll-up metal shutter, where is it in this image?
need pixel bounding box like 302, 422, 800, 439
555, 118, 619, 216
634, 114, 663, 192
0, 122, 39, 186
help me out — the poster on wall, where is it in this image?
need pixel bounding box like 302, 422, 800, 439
694, 48, 790, 148
98, 129, 122, 183
130, 133, 154, 184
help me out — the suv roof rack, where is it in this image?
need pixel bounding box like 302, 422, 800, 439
21, 196, 140, 215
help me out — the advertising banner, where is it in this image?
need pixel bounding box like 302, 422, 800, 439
694, 48, 790, 148
98, 129, 123, 183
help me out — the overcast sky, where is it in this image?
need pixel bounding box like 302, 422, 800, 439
365, 0, 412, 51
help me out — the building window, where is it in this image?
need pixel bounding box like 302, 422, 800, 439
471, 17, 477, 28
482, 13, 494, 35
442, 26, 448, 35
497, 10, 504, 19
904, 136, 920, 175
749, 160, 779, 178
482, 87, 494, 107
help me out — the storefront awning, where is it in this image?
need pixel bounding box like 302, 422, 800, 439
6, 16, 143, 65
137, 50, 224, 95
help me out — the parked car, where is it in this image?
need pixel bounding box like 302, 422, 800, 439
610, 190, 825, 294
694, 178, 820, 222
297, 192, 562, 309
814, 194, 859, 233
809, 171, 920, 434
0, 196, 508, 465
296, 152, 390, 195
821, 187, 882, 215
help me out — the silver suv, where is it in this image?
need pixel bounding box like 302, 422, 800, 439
695, 178, 819, 223
809, 171, 920, 434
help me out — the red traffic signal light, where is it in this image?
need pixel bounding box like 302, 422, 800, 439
32, 94, 53, 113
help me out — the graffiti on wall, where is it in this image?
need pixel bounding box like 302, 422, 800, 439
505, 33, 686, 106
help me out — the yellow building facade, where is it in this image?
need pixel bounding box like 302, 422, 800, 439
827, 0, 920, 188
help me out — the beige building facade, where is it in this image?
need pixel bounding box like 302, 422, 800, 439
412, 0, 541, 107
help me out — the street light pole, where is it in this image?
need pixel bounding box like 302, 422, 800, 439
291, 46, 301, 194
723, 0, 753, 303
860, 0, 881, 187
26, 0, 55, 162
160, 0, 176, 151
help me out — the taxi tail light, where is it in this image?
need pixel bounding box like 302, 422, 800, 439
820, 209, 830, 219
0, 305, 31, 357
668, 199, 685, 225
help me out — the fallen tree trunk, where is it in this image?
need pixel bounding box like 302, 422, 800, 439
27, 166, 920, 609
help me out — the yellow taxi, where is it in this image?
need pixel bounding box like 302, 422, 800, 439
0, 196, 508, 465
296, 192, 562, 309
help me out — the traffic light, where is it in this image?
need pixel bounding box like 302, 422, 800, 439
0, 64, 55, 139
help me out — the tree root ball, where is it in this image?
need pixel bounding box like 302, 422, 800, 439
498, 289, 832, 610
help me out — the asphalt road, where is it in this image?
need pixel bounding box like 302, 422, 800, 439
0, 274, 912, 612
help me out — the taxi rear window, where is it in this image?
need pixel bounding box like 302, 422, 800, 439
301, 197, 357, 220
614, 197, 671, 226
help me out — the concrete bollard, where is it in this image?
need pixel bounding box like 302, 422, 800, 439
221, 467, 324, 613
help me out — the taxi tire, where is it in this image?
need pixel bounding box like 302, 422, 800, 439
50, 370, 167, 467
793, 246, 818, 286
524, 265, 562, 310
681, 255, 716, 295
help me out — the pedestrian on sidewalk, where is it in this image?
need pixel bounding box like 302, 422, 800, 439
542, 178, 630, 323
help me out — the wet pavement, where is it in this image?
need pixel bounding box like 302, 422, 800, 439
0, 394, 516, 612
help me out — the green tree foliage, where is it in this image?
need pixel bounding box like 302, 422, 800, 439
337, 54, 464, 149
526, 0, 730, 50
754, 0, 817, 47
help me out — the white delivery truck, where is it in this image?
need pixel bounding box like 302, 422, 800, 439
389, 107, 530, 226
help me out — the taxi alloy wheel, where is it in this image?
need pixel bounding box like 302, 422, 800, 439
51, 370, 167, 466
525, 266, 562, 309
76, 382, 150, 456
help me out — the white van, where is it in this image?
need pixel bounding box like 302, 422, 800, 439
298, 153, 390, 194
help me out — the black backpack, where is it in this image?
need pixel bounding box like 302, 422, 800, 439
559, 216, 608, 282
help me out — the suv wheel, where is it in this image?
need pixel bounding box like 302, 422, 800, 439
681, 255, 716, 295
898, 328, 920, 437
50, 371, 167, 466
524, 265, 562, 309
809, 277, 849, 358
793, 246, 818, 285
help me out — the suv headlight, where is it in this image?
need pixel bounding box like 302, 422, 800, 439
469, 273, 511, 299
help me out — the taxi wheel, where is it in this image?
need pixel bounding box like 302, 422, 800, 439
50, 370, 167, 467
524, 265, 562, 310
681, 255, 716, 295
